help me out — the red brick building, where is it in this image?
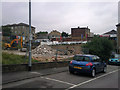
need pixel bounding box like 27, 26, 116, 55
71, 26, 90, 41
51, 26, 91, 42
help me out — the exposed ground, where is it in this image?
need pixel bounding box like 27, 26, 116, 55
2, 44, 83, 62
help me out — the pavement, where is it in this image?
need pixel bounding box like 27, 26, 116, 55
2, 66, 68, 85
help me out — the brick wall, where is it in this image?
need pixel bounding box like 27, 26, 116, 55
50, 44, 83, 55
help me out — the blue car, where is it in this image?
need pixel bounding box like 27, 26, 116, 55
69, 54, 107, 77
108, 54, 120, 65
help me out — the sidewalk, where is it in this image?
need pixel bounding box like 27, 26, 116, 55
3, 66, 68, 84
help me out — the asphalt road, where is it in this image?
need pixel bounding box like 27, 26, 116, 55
3, 65, 120, 89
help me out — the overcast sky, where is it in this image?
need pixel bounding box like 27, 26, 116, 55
2, 1, 119, 34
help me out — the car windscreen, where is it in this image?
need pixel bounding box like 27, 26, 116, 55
111, 54, 120, 58
115, 54, 120, 58
73, 56, 90, 61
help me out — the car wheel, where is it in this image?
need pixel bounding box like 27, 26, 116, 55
102, 67, 107, 73
91, 69, 96, 77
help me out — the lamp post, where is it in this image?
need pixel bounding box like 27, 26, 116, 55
28, 0, 32, 71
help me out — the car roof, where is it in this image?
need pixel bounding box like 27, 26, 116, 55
75, 54, 96, 57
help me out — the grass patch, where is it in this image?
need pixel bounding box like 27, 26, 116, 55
59, 57, 73, 61
2, 52, 39, 65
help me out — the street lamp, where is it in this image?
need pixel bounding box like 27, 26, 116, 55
28, 0, 32, 71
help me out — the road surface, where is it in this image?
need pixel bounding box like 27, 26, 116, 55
3, 65, 120, 89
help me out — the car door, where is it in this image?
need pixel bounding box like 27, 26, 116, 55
92, 56, 101, 73
96, 57, 104, 71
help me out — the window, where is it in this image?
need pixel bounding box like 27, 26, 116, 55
73, 55, 90, 62
15, 26, 17, 29
92, 56, 101, 62
15, 31, 17, 34
52, 35, 54, 38
23, 26, 24, 29
114, 54, 120, 58
11, 27, 13, 29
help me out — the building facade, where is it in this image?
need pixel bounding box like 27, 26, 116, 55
71, 26, 90, 41
100, 30, 117, 40
48, 30, 61, 39
102, 30, 117, 38
116, 23, 120, 54
36, 31, 48, 39
35, 31, 49, 43
2, 23, 35, 42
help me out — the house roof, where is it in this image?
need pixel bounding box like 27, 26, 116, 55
49, 30, 61, 34
3, 23, 35, 29
103, 30, 117, 34
116, 23, 120, 27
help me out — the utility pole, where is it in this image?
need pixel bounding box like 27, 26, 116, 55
28, 0, 32, 71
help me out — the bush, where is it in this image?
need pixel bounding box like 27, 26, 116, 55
82, 37, 114, 62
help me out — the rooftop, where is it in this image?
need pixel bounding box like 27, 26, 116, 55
103, 30, 117, 34
71, 26, 90, 29
3, 23, 35, 29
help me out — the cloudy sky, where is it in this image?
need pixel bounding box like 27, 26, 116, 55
2, 1, 119, 34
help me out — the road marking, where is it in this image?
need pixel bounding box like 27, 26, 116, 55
66, 69, 120, 90
41, 77, 76, 86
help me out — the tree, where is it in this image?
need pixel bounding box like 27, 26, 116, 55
2, 26, 11, 36
82, 37, 114, 62
61, 32, 69, 37
36, 31, 48, 34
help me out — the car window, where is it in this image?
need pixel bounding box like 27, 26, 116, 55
73, 56, 90, 62
92, 56, 101, 62
115, 54, 120, 58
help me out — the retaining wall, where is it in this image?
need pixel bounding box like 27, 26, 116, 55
2, 61, 70, 73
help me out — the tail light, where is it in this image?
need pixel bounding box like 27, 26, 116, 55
86, 62, 93, 66
70, 61, 72, 64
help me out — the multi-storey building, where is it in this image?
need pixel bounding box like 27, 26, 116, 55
2, 23, 35, 42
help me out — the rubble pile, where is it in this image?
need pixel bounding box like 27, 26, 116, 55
32, 45, 73, 62
32, 45, 56, 57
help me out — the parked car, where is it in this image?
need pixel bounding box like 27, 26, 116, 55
108, 54, 120, 65
69, 54, 107, 77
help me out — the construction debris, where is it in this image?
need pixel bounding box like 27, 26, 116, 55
32, 45, 73, 62
32, 45, 56, 58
